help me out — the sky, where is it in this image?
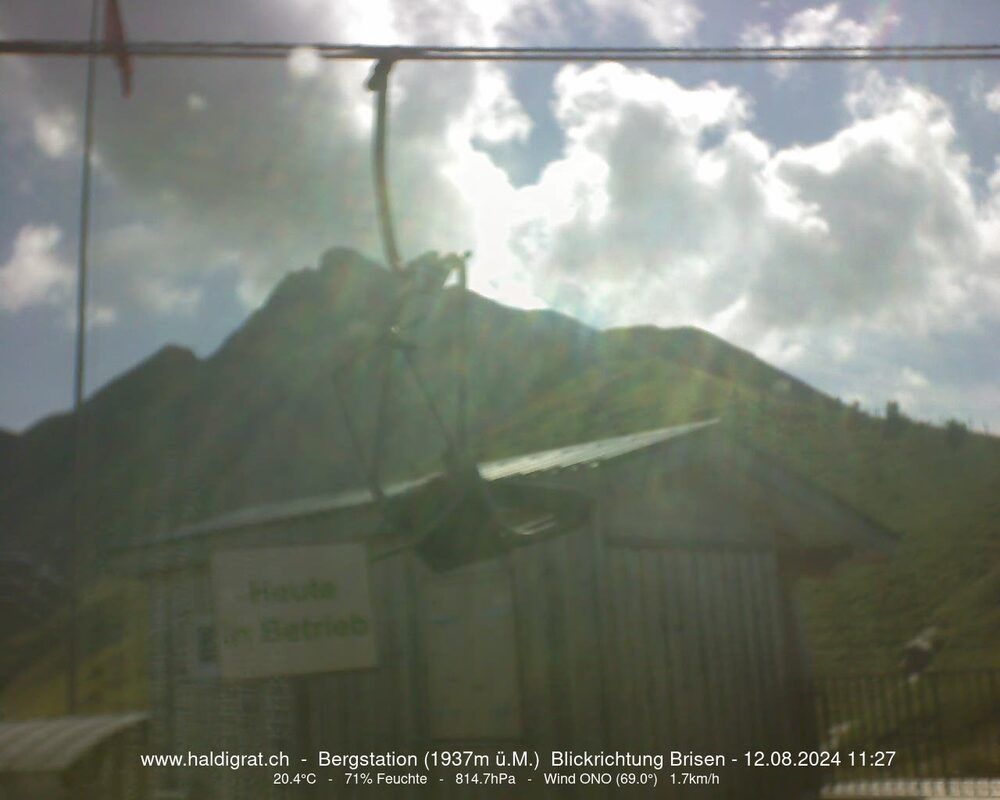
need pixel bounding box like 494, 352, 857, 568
1, 0, 998, 433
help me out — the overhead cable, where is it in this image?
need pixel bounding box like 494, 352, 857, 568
2, 40, 1000, 62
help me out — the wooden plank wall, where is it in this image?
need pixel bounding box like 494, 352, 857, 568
154, 460, 814, 799
584, 453, 812, 799
599, 544, 796, 799
295, 537, 799, 800
300, 532, 610, 799
507, 523, 606, 755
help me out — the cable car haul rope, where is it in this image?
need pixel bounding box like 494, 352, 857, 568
3, 40, 1000, 61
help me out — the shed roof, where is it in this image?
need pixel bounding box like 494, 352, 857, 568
140, 418, 898, 555
147, 419, 717, 545
480, 420, 714, 480
0, 712, 147, 773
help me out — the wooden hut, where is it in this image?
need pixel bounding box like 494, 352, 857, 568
133, 420, 894, 799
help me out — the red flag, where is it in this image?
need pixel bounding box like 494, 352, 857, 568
104, 0, 133, 97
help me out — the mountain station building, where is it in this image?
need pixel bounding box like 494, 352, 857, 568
130, 419, 895, 799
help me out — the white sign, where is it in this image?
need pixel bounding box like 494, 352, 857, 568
211, 544, 377, 679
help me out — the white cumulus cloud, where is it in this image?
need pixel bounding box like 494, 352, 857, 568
0, 224, 74, 312
496, 66, 998, 342
32, 108, 77, 158
441, 63, 1000, 425
586, 0, 701, 45
987, 87, 1000, 114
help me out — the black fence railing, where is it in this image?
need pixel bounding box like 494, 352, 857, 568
812, 669, 1000, 796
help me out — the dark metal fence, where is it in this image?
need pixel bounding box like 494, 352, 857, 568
812, 669, 1000, 796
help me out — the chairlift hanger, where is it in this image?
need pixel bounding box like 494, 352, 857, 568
329, 57, 471, 529
366, 57, 403, 274
322, 59, 593, 570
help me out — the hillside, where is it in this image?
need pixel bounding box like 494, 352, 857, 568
1, 246, 997, 715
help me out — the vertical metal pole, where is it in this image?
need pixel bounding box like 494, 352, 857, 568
68, 0, 101, 715
988, 669, 999, 781
163, 571, 178, 791
457, 257, 468, 453
916, 675, 932, 784
857, 676, 873, 793
886, 674, 904, 780
861, 675, 878, 781
875, 671, 891, 781
929, 672, 948, 791
899, 674, 918, 781
816, 678, 834, 783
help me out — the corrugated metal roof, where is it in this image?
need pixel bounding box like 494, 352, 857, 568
480, 419, 717, 481
0, 712, 147, 772
146, 419, 718, 544
159, 475, 434, 542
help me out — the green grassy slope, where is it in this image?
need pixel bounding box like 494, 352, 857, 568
728, 397, 999, 672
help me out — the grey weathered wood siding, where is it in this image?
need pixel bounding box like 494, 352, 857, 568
147, 450, 818, 799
